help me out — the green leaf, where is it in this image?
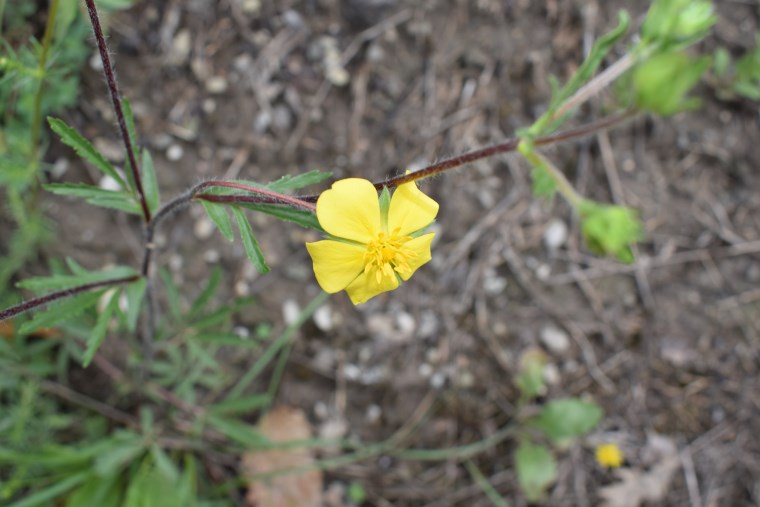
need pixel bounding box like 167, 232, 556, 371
633, 51, 711, 116
65, 471, 122, 507
150, 445, 180, 483
6, 471, 90, 507
17, 265, 136, 292
44, 183, 142, 215
231, 206, 270, 274
237, 202, 322, 231
531, 398, 603, 443
124, 278, 146, 333
200, 200, 234, 241
158, 268, 182, 322
209, 394, 271, 415
18, 290, 105, 335
579, 201, 642, 263
190, 266, 222, 315
641, 0, 716, 49
141, 149, 160, 214
47, 117, 126, 187
206, 414, 268, 447
515, 441, 557, 502
121, 97, 140, 192
515, 348, 547, 400
530, 166, 557, 199
82, 290, 119, 367
266, 170, 332, 192
94, 437, 145, 476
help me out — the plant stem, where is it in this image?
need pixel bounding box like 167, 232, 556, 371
29, 0, 59, 162
194, 181, 316, 212
0, 275, 139, 322
84, 0, 151, 223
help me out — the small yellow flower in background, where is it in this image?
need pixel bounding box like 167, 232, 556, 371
306, 178, 438, 304
595, 443, 624, 469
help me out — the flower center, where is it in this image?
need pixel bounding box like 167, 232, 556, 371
363, 228, 417, 284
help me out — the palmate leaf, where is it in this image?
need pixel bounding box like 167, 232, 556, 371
47, 117, 126, 187
201, 200, 234, 241
44, 183, 142, 215
231, 206, 270, 274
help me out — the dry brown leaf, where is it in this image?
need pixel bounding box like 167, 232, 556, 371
598, 434, 680, 507
241, 406, 323, 507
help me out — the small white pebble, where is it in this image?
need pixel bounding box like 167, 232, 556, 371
544, 219, 568, 250
540, 325, 571, 354
395, 311, 416, 336
194, 217, 215, 240
418, 363, 433, 378
166, 143, 184, 161
168, 254, 183, 272
234, 326, 250, 338
343, 363, 361, 381
456, 370, 475, 389
535, 263, 551, 280
543, 363, 561, 385
313, 401, 329, 420
366, 404, 382, 423
234, 280, 249, 297
282, 299, 300, 326
483, 276, 508, 294
319, 417, 348, 440
205, 76, 228, 94
203, 249, 220, 263
313, 304, 333, 331
99, 175, 121, 191
430, 371, 446, 389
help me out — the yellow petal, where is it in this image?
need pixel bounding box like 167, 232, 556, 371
387, 180, 439, 236
316, 178, 381, 243
398, 233, 434, 281
305, 240, 365, 293
344, 270, 399, 304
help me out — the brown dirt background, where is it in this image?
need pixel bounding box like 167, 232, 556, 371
41, 0, 760, 505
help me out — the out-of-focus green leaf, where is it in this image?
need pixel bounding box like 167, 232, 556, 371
82, 290, 119, 367
44, 183, 141, 215
531, 398, 603, 444
18, 290, 104, 335
515, 441, 557, 502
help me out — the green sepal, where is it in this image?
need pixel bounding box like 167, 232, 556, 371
379, 186, 391, 226
579, 201, 642, 263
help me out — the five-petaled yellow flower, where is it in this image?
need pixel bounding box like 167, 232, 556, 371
306, 178, 438, 304
595, 443, 624, 469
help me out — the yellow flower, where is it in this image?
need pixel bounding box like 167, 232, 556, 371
595, 443, 624, 469
306, 178, 438, 304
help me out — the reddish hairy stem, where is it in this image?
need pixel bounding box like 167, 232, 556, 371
0, 275, 139, 322
84, 0, 151, 223
194, 181, 316, 211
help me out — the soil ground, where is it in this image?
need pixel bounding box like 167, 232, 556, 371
36, 0, 760, 505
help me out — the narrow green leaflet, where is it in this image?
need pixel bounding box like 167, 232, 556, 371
18, 290, 105, 335
231, 206, 270, 274
190, 266, 222, 315
47, 117, 126, 188
266, 170, 332, 192
17, 265, 136, 292
121, 97, 140, 192
150, 445, 180, 483
158, 268, 182, 321
209, 394, 270, 416
6, 470, 90, 507
94, 437, 145, 477
44, 183, 142, 215
64, 471, 122, 507
515, 441, 557, 502
201, 200, 234, 242
82, 291, 119, 367
237, 202, 322, 231
141, 149, 160, 214
124, 277, 146, 333
531, 398, 603, 443
206, 414, 268, 447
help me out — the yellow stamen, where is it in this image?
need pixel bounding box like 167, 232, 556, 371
363, 228, 417, 284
